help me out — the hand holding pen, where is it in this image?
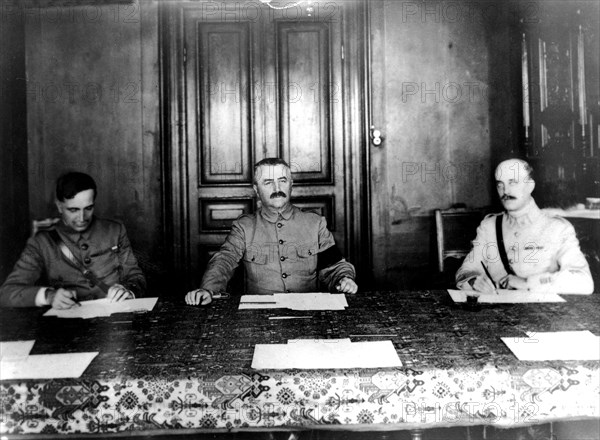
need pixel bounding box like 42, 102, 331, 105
468, 263, 497, 295
49, 288, 82, 309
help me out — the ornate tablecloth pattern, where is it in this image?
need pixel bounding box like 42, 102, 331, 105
1, 291, 599, 434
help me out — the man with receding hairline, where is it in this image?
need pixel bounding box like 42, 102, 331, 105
0, 172, 146, 308
186, 158, 357, 306
456, 158, 593, 294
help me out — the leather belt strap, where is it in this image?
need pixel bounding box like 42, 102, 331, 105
495, 215, 515, 276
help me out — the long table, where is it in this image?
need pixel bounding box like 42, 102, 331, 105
0, 291, 599, 435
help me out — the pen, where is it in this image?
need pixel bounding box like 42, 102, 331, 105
480, 262, 498, 293
268, 316, 312, 320
242, 302, 278, 304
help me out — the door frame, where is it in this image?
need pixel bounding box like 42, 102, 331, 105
159, 0, 372, 289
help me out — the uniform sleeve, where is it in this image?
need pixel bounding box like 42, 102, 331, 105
199, 219, 246, 294
315, 216, 356, 291
455, 221, 488, 290
526, 222, 594, 294
0, 237, 47, 307
117, 224, 147, 297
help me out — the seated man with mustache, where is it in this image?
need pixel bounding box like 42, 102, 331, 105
186, 158, 358, 306
0, 172, 146, 308
456, 158, 593, 294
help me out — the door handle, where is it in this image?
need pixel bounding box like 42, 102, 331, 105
370, 126, 383, 146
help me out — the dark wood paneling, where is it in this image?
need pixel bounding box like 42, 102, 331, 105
197, 23, 252, 185
291, 196, 335, 230
0, 9, 29, 283
25, 2, 164, 290
199, 198, 254, 232
278, 22, 332, 184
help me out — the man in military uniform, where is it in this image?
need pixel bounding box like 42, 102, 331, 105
0, 172, 146, 308
186, 158, 358, 306
456, 158, 593, 294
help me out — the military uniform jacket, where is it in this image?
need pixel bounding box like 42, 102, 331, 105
0, 217, 146, 307
200, 204, 356, 294
456, 201, 594, 294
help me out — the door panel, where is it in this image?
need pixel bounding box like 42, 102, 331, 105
196, 23, 253, 185
278, 22, 332, 183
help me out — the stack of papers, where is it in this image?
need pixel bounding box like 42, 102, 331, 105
501, 331, 600, 361
0, 340, 98, 380
239, 293, 348, 310
447, 289, 566, 303
251, 338, 402, 369
43, 297, 158, 319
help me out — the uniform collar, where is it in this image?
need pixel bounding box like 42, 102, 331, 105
56, 216, 96, 242
505, 199, 541, 227
259, 203, 294, 223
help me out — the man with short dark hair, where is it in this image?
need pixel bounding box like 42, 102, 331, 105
456, 158, 593, 294
186, 158, 357, 306
0, 172, 146, 308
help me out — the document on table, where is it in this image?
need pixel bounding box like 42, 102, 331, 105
1, 352, 98, 380
0, 340, 35, 360
501, 331, 600, 361
0, 340, 98, 380
252, 339, 402, 369
447, 289, 566, 303
239, 292, 348, 310
43, 297, 158, 319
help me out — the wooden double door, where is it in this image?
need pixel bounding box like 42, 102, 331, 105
163, 1, 367, 288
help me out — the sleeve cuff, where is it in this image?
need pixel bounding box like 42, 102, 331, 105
526, 272, 556, 292
35, 287, 49, 307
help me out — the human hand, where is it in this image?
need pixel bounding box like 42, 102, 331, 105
107, 284, 134, 302
185, 289, 212, 306
50, 288, 80, 309
499, 274, 528, 290
335, 277, 358, 294
469, 275, 496, 295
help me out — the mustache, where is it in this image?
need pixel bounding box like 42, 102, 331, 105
270, 191, 287, 199
501, 195, 516, 201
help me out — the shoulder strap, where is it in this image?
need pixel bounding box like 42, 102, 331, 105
48, 230, 110, 293
495, 215, 515, 275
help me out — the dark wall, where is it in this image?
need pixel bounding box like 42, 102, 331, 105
0, 11, 29, 282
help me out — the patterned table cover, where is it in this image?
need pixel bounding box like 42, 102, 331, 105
1, 291, 599, 435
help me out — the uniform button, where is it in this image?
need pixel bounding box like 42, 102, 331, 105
514, 231, 520, 237
80, 243, 89, 250
282, 273, 288, 278
509, 259, 514, 264
84, 257, 91, 264
280, 256, 286, 261
279, 239, 284, 244
277, 223, 283, 228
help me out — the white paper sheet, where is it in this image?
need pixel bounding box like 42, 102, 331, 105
447, 289, 566, 303
0, 352, 98, 380
252, 339, 401, 369
43, 297, 158, 319
501, 330, 600, 361
0, 340, 35, 360
239, 293, 347, 310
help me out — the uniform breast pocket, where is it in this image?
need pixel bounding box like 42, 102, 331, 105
295, 244, 318, 274
242, 249, 268, 278
92, 249, 121, 281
